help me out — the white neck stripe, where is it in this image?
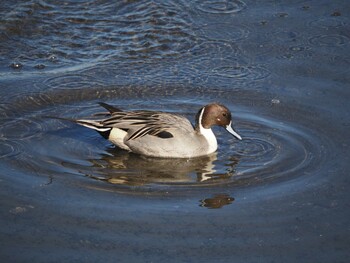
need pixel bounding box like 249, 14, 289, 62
198, 107, 217, 153
198, 107, 206, 132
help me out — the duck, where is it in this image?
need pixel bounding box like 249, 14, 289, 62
70, 102, 242, 158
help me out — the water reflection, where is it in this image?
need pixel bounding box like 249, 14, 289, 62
73, 149, 239, 186
200, 194, 235, 209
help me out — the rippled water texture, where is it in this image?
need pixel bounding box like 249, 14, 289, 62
0, 0, 349, 262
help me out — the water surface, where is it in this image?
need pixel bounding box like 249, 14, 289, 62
0, 0, 349, 262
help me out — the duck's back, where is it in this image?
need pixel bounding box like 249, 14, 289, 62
121, 113, 212, 158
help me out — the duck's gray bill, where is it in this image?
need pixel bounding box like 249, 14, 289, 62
226, 124, 242, 140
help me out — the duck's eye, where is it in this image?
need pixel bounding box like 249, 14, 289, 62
222, 113, 227, 117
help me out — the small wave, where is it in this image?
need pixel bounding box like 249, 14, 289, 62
0, 87, 331, 193
0, 0, 198, 71
211, 64, 271, 81
309, 34, 349, 47
194, 0, 246, 14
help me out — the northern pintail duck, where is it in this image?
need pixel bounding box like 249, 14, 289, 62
71, 102, 242, 158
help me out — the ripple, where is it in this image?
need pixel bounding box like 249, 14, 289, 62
277, 45, 313, 60
111, 1, 197, 60
309, 17, 348, 28
144, 41, 241, 85
234, 137, 274, 158
190, 41, 239, 57
199, 23, 250, 42
43, 74, 106, 90
240, 41, 285, 62
211, 64, 271, 81
272, 31, 298, 42
309, 34, 349, 47
0, 141, 21, 158
0, 0, 197, 70
0, 87, 330, 193
195, 0, 246, 14
232, 115, 316, 180
0, 117, 45, 141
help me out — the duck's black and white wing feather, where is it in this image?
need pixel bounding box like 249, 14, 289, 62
74, 104, 194, 141
101, 111, 190, 140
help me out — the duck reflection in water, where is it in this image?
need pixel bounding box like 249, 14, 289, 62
81, 148, 240, 186
200, 194, 235, 209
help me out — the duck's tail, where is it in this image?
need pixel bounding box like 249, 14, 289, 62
45, 102, 122, 139
98, 102, 123, 113
46, 116, 112, 139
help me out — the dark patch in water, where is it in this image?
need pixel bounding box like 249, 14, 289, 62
200, 194, 235, 209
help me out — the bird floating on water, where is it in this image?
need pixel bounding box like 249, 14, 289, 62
62, 102, 242, 158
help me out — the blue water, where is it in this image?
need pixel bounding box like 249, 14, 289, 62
0, 0, 349, 262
